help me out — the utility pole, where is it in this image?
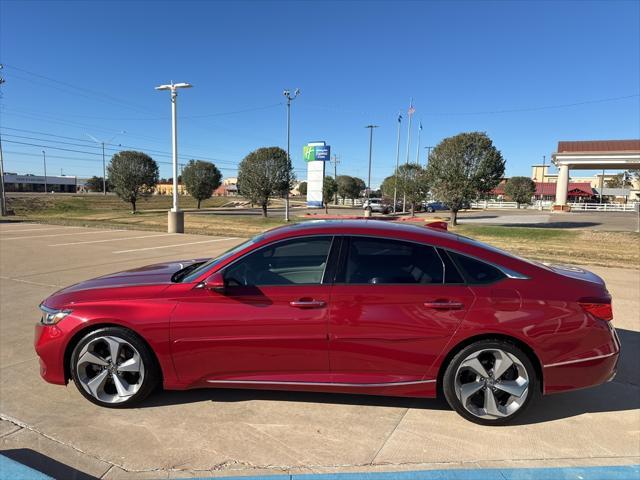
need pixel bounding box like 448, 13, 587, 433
365, 125, 379, 201
0, 66, 6, 215
415, 121, 422, 164
155, 81, 192, 234
42, 150, 48, 193
392, 113, 402, 213
0, 133, 6, 216
403, 99, 415, 212
424, 146, 433, 166
86, 131, 125, 195
283, 88, 300, 222
600, 169, 605, 204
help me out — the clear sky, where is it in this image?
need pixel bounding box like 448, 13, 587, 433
1, 0, 639, 186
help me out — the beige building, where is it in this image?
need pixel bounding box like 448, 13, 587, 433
155, 182, 187, 196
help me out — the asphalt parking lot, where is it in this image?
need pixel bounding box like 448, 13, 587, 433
0, 222, 638, 479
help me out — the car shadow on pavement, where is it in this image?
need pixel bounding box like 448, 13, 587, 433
141, 329, 638, 425
1, 449, 99, 480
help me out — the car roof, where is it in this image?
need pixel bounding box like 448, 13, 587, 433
263, 219, 456, 242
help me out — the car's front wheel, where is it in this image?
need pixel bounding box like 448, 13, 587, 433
443, 339, 538, 425
70, 327, 159, 408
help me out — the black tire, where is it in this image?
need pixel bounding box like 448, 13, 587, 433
427, 207, 434, 213
442, 339, 538, 425
70, 326, 160, 408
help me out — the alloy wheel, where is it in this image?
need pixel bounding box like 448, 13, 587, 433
75, 335, 145, 404
454, 348, 529, 420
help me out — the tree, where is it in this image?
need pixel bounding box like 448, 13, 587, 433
426, 132, 505, 225
504, 176, 536, 208
107, 151, 159, 213
322, 176, 338, 214
337, 175, 356, 203
298, 181, 307, 196
396, 164, 429, 216
380, 175, 397, 199
352, 177, 366, 201
182, 160, 222, 209
85, 176, 109, 193
237, 146, 294, 217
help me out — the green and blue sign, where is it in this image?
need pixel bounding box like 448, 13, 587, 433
303, 144, 331, 162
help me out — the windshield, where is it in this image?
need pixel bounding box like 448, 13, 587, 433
180, 235, 264, 283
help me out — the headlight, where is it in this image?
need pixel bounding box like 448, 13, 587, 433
39, 305, 72, 325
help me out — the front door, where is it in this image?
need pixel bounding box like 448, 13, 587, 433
328, 236, 475, 384
171, 236, 336, 385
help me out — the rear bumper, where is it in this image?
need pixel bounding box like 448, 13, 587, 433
542, 323, 620, 395
34, 323, 67, 385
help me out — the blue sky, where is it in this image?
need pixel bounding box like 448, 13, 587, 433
1, 0, 639, 187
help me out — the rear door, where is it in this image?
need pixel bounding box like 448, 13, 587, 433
327, 236, 475, 384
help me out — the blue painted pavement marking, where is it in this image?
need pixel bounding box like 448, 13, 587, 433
0, 454, 54, 480
200, 464, 640, 480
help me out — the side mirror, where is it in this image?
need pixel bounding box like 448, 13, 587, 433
203, 271, 225, 293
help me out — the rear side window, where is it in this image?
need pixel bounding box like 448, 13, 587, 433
448, 251, 505, 285
342, 237, 443, 284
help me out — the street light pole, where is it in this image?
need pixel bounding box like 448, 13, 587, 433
86, 132, 125, 195
365, 125, 379, 201
42, 150, 48, 193
155, 82, 192, 233
424, 146, 433, 166
393, 113, 402, 213
283, 88, 300, 222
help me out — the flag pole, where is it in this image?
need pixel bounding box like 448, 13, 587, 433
402, 98, 414, 213
415, 121, 422, 164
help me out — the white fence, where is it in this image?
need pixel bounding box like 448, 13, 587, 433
470, 200, 639, 212
568, 202, 639, 212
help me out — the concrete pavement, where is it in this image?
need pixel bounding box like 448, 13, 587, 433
0, 222, 638, 479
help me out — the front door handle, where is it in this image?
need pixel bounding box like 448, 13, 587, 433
423, 301, 464, 310
289, 299, 326, 308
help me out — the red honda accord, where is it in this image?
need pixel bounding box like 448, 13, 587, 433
35, 220, 619, 425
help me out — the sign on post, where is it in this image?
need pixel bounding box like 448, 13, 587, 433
304, 142, 331, 208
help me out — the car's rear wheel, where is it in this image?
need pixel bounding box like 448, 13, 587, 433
70, 327, 159, 408
427, 207, 434, 213
443, 339, 537, 425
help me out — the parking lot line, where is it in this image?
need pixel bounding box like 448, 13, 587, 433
0, 226, 83, 234
0, 229, 125, 241
113, 237, 239, 254
49, 232, 179, 246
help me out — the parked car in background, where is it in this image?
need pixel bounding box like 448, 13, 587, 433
35, 220, 619, 425
423, 201, 449, 212
363, 198, 391, 214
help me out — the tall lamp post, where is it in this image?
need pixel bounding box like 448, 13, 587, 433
283, 88, 300, 222
42, 150, 48, 193
86, 131, 126, 194
365, 125, 379, 201
403, 99, 415, 212
155, 81, 192, 233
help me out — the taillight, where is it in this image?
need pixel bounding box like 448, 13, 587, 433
580, 298, 613, 321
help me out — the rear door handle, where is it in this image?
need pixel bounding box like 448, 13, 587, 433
423, 301, 464, 310
289, 300, 326, 308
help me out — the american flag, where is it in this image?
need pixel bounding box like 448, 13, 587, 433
408, 104, 416, 115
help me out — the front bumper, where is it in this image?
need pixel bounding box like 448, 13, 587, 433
34, 323, 68, 385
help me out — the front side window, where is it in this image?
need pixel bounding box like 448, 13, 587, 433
342, 237, 443, 284
223, 236, 333, 286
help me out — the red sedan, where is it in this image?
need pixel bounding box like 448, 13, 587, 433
35, 220, 619, 425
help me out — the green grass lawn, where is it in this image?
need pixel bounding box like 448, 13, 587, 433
5, 194, 639, 268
